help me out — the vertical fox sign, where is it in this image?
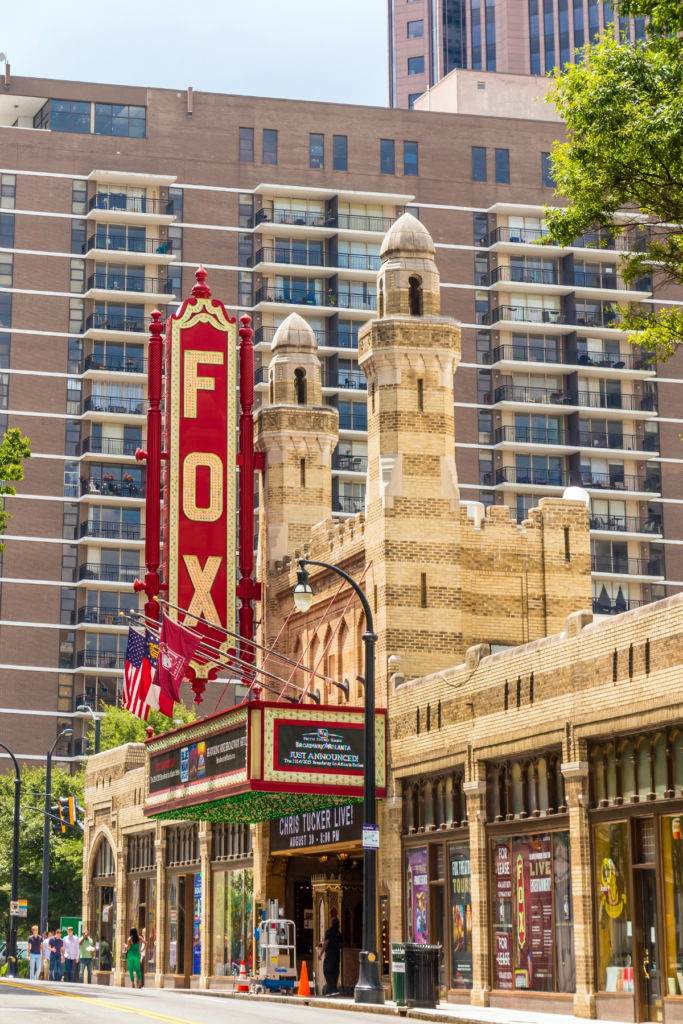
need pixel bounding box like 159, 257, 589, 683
163, 267, 237, 702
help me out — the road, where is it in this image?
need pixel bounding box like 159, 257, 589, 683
0, 980, 368, 1024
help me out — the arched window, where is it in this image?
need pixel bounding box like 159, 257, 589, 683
527, 761, 538, 816
592, 746, 605, 804
621, 740, 635, 801
445, 775, 454, 826
606, 744, 617, 804
409, 276, 422, 316
637, 736, 652, 797
511, 762, 524, 817
412, 783, 420, 831
435, 780, 445, 827
499, 766, 508, 819
93, 836, 115, 877
538, 757, 548, 811
423, 779, 434, 828
294, 368, 306, 404
654, 732, 667, 797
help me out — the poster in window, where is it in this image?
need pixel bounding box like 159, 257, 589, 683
511, 834, 554, 992
193, 873, 202, 975
405, 847, 428, 943
449, 842, 472, 989
493, 840, 513, 989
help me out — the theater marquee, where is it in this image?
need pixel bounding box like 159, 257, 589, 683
144, 701, 386, 823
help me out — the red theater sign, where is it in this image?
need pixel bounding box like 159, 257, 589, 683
163, 273, 237, 699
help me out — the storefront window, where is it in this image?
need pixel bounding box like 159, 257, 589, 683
92, 837, 116, 972
595, 821, 633, 992
147, 879, 157, 973
406, 847, 428, 943
212, 867, 254, 976
661, 815, 683, 994
449, 842, 472, 989
167, 875, 185, 975
492, 831, 575, 992
193, 873, 202, 975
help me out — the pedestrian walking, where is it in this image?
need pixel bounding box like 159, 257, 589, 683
28, 925, 43, 980
42, 931, 51, 980
139, 928, 146, 987
125, 928, 145, 989
62, 926, 79, 982
78, 929, 94, 984
48, 929, 63, 982
318, 914, 342, 996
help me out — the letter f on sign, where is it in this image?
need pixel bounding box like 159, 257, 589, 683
184, 350, 224, 418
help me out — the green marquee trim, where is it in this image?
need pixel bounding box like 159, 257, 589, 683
148, 790, 363, 824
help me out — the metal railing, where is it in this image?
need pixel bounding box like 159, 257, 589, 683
81, 436, 140, 457
580, 472, 661, 493
574, 310, 625, 329
76, 650, 125, 670
592, 597, 653, 615
86, 274, 173, 295
496, 467, 569, 487
336, 293, 377, 311
254, 366, 267, 385
573, 271, 650, 292
589, 515, 662, 535
78, 562, 139, 583
338, 413, 368, 432
84, 355, 146, 374
493, 385, 574, 405
495, 426, 567, 446
77, 607, 130, 625
254, 326, 358, 349
485, 227, 649, 251
254, 286, 325, 307
80, 521, 143, 540
566, 350, 653, 370
332, 453, 368, 473
80, 477, 145, 498
490, 344, 562, 365
85, 313, 152, 334
490, 386, 655, 412
89, 194, 173, 215
490, 266, 559, 286
73, 690, 118, 709
577, 431, 658, 452
248, 247, 381, 272
255, 207, 331, 228
83, 395, 147, 415
84, 235, 173, 256
485, 306, 566, 326
575, 391, 655, 412
336, 213, 397, 232
323, 370, 367, 390
336, 495, 366, 513
591, 555, 662, 576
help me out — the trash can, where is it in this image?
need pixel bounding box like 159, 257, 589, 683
404, 943, 441, 1009
390, 943, 406, 1006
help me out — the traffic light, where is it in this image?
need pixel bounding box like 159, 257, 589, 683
51, 797, 83, 836
51, 805, 62, 836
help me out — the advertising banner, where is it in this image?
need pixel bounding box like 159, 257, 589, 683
193, 873, 202, 975
449, 842, 472, 989
149, 722, 247, 795
406, 847, 429, 944
270, 803, 362, 853
274, 721, 364, 774
512, 834, 554, 991
493, 840, 513, 990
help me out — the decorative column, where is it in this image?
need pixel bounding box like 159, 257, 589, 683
464, 778, 490, 1008
198, 823, 212, 988
562, 760, 596, 1019
115, 834, 129, 986
378, 786, 404, 942
154, 826, 167, 989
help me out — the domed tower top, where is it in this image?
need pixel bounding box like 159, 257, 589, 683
268, 312, 322, 406
377, 212, 440, 318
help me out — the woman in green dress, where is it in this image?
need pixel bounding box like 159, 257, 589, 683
126, 928, 145, 988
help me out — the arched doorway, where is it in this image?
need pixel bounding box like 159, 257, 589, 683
92, 835, 116, 980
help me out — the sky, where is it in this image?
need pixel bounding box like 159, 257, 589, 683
1, 0, 389, 107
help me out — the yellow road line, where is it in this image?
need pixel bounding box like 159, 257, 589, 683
0, 980, 206, 1024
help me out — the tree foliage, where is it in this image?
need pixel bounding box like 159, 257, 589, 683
543, 16, 683, 359
0, 766, 83, 940
97, 702, 196, 753
0, 430, 31, 550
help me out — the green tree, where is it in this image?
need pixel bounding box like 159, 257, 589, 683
0, 429, 31, 549
543, 11, 683, 360
0, 766, 84, 942
97, 702, 196, 753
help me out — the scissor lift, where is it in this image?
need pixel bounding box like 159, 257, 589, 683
258, 915, 297, 992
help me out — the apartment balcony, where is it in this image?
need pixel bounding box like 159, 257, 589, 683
248, 247, 380, 275
573, 270, 651, 293
77, 607, 130, 626
73, 689, 118, 710
495, 426, 568, 447
338, 412, 368, 432
591, 555, 662, 577
335, 495, 366, 514
496, 466, 568, 487
332, 453, 368, 473
83, 354, 147, 375
80, 476, 146, 499
323, 370, 367, 391
494, 426, 659, 455
580, 472, 661, 494
491, 385, 573, 406
80, 521, 144, 541
83, 395, 147, 416
254, 326, 358, 350
78, 563, 139, 583
255, 207, 331, 229
488, 344, 654, 374
76, 650, 125, 670
253, 287, 376, 314
484, 306, 567, 328
490, 385, 656, 415
85, 273, 175, 302
490, 266, 560, 287
81, 436, 140, 458
254, 366, 267, 385
84, 234, 174, 259
593, 597, 653, 615
578, 431, 658, 453
255, 206, 399, 234
484, 227, 648, 252
589, 515, 662, 536
88, 193, 173, 216
85, 313, 153, 337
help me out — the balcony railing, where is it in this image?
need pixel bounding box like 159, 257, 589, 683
254, 366, 267, 385
484, 306, 566, 327
78, 562, 139, 583
580, 472, 661, 493
566, 350, 653, 371
76, 650, 125, 670
83, 396, 147, 415
574, 310, 625, 329
338, 413, 368, 432
591, 555, 662, 576
485, 227, 648, 251
336, 495, 366, 513
248, 247, 381, 272
491, 386, 655, 412
80, 477, 145, 498
85, 313, 152, 333
490, 344, 562, 365
332, 453, 368, 473
73, 690, 118, 710
86, 274, 173, 295
336, 293, 377, 311
323, 370, 367, 390
592, 597, 653, 615
77, 607, 130, 625
254, 286, 325, 307
495, 426, 567, 446
575, 391, 655, 412
81, 436, 140, 457
80, 521, 144, 540
84, 354, 147, 374
573, 271, 650, 292
590, 515, 662, 535
336, 252, 382, 271
496, 467, 569, 487
84, 235, 173, 256
493, 386, 574, 405
578, 431, 658, 452
490, 266, 560, 286
255, 207, 330, 228
89, 194, 173, 215
254, 326, 358, 349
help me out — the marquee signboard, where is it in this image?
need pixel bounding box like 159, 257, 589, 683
144, 701, 386, 823
162, 278, 237, 696
270, 802, 363, 854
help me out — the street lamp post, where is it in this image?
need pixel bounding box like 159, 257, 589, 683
76, 703, 101, 755
293, 558, 385, 1005
40, 729, 74, 934
0, 742, 21, 977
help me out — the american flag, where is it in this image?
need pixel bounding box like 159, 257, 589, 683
123, 628, 155, 720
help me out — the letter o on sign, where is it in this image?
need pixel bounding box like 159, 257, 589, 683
183, 452, 223, 522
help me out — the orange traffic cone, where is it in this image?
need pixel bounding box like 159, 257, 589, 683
237, 959, 249, 992
298, 960, 311, 997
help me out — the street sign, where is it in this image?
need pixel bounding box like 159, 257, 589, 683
10, 900, 27, 917
363, 825, 380, 850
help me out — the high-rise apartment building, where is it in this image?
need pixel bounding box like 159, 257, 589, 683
0, 74, 680, 768
388, 0, 648, 108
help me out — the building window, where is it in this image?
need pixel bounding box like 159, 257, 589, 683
60, 587, 76, 626
0, 293, 11, 329
69, 299, 84, 335
310, 133, 324, 169
58, 673, 73, 713
239, 127, 254, 163
65, 420, 80, 457
1, 175, 16, 210
381, 139, 395, 175
544, 0, 556, 72
0, 254, 12, 289
408, 55, 425, 75
61, 542, 78, 582
408, 19, 424, 36
238, 194, 253, 230
238, 272, 253, 307
333, 135, 348, 171
34, 100, 91, 134
529, 0, 541, 73
472, 0, 482, 68
443, 0, 467, 72
559, 0, 570, 64
542, 152, 554, 187
588, 0, 600, 39
495, 148, 510, 184
67, 378, 81, 415
485, 0, 496, 68
63, 502, 78, 540
238, 233, 252, 267
0, 334, 10, 369
573, 0, 585, 51
404, 141, 418, 176
67, 338, 82, 375
0, 213, 14, 248
94, 104, 146, 138
263, 129, 278, 165
71, 218, 87, 256
72, 179, 87, 215
70, 259, 85, 293
472, 147, 487, 182
408, 93, 423, 109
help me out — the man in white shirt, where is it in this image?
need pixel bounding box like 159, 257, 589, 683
62, 926, 80, 983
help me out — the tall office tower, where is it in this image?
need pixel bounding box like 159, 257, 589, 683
388, 0, 649, 108
0, 75, 679, 768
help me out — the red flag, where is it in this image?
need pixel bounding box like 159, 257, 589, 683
155, 614, 200, 704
